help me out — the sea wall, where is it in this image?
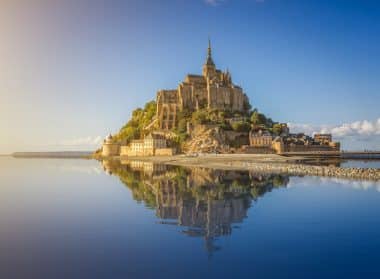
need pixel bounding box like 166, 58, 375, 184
155, 148, 176, 156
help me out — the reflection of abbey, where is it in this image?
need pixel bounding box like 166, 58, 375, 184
156, 40, 249, 130
102, 160, 289, 254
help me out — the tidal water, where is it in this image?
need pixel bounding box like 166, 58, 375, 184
1, 157, 380, 279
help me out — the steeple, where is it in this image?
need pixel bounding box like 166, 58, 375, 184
208, 38, 212, 57
203, 38, 216, 78
205, 38, 215, 66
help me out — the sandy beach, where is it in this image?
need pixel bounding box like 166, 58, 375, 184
120, 154, 302, 167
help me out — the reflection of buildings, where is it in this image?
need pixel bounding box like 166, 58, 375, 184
102, 159, 289, 255
124, 160, 168, 176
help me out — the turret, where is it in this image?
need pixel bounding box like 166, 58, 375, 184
221, 68, 232, 85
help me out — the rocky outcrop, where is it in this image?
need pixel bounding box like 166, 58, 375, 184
183, 125, 230, 154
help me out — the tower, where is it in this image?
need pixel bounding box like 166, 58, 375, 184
202, 39, 216, 79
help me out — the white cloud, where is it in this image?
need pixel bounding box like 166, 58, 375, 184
60, 136, 103, 147
289, 176, 380, 192
288, 118, 380, 138
288, 118, 380, 150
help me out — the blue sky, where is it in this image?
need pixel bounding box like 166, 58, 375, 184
1, 0, 379, 152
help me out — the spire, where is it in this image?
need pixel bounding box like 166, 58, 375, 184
205, 37, 215, 66
208, 37, 212, 57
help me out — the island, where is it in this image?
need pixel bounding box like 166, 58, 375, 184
95, 40, 379, 181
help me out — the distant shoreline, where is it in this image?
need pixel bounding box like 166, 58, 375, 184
11, 151, 93, 159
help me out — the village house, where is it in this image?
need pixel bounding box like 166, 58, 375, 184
249, 130, 273, 147
120, 133, 175, 157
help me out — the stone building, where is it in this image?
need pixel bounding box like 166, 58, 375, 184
279, 133, 340, 153
314, 134, 332, 144
249, 130, 273, 147
246, 129, 340, 154
156, 40, 249, 130
143, 133, 166, 155
240, 129, 276, 154
102, 134, 120, 157
120, 133, 175, 157
128, 140, 145, 156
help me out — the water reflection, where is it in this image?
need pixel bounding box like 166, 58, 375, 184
102, 159, 289, 254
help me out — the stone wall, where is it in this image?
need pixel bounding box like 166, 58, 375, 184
270, 142, 339, 154
250, 136, 273, 147
155, 148, 176, 156
120, 146, 130, 157
284, 144, 339, 153
156, 90, 179, 130
241, 146, 275, 154
120, 146, 175, 157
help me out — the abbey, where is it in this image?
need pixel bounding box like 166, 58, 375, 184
99, 40, 340, 157
156, 40, 249, 130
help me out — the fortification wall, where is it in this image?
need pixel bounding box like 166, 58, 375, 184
241, 146, 275, 154
284, 145, 339, 153
120, 146, 130, 157
155, 148, 176, 156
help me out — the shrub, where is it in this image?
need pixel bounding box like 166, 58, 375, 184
114, 100, 157, 144
231, 121, 251, 132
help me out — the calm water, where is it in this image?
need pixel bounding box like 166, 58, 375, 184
1, 157, 380, 279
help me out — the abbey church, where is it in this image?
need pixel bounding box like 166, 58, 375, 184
156, 40, 249, 130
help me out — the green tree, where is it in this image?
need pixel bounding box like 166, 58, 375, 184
243, 99, 252, 114
272, 123, 283, 136
114, 100, 157, 144
231, 121, 251, 132
250, 111, 267, 126
177, 118, 188, 134
192, 109, 209, 124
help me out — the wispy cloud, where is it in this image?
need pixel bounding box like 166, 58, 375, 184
60, 136, 103, 147
204, 0, 225, 6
